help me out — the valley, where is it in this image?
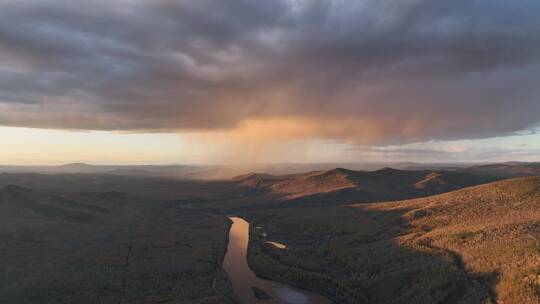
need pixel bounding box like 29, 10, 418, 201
0, 162, 539, 303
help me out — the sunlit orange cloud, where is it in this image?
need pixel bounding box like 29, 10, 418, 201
174, 117, 404, 164
191, 117, 430, 146
174, 114, 461, 165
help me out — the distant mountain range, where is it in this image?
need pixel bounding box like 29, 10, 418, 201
1, 161, 539, 182
0, 163, 203, 177
460, 162, 540, 178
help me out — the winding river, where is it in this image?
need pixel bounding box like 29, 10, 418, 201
223, 217, 334, 304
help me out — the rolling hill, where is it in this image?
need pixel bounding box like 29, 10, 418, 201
235, 167, 500, 205
0, 184, 108, 222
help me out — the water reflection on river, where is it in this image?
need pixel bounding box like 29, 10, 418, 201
223, 217, 333, 304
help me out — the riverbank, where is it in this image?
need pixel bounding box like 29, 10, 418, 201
223, 217, 333, 304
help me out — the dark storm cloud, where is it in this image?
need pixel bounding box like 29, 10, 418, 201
1, 0, 540, 144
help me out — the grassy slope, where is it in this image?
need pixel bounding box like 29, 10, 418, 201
247, 177, 540, 304
368, 177, 540, 303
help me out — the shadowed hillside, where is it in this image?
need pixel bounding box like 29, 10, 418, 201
0, 185, 108, 222
246, 177, 540, 303
0, 179, 237, 304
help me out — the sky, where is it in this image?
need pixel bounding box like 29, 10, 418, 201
1, 0, 540, 165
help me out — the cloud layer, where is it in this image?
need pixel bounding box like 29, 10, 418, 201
1, 0, 540, 144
